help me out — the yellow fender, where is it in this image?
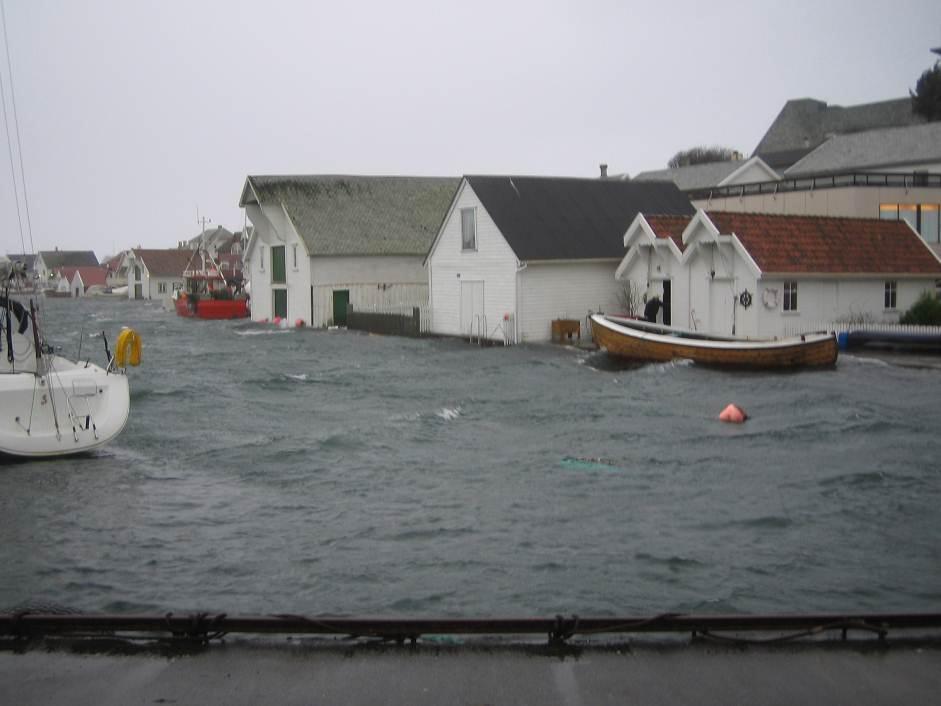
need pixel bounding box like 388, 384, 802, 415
115, 327, 142, 367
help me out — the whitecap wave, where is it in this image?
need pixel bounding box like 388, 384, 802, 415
234, 329, 292, 337
436, 406, 462, 421
286, 373, 308, 381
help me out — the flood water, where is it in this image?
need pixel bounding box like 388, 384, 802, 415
1, 297, 940, 617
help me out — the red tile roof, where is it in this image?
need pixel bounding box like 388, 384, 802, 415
132, 249, 197, 277
705, 212, 941, 275
644, 215, 693, 251
54, 266, 108, 289
642, 211, 941, 275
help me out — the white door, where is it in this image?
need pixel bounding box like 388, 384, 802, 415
709, 281, 735, 335
460, 280, 485, 336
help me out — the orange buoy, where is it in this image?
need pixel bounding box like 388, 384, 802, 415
295, 318, 305, 328
719, 403, 747, 423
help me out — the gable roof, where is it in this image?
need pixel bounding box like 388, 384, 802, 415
38, 250, 99, 268
464, 176, 694, 261
57, 266, 108, 288
638, 211, 941, 276
634, 161, 745, 191
130, 248, 195, 277
783, 122, 941, 177
705, 212, 941, 275
753, 97, 922, 170
241, 175, 459, 256
4, 253, 36, 270
643, 215, 695, 252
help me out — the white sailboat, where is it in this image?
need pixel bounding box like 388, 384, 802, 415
1, 258, 137, 459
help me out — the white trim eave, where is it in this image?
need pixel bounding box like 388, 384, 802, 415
681, 209, 720, 247
423, 178, 467, 266
717, 156, 780, 186
243, 228, 259, 262
728, 234, 763, 278
622, 212, 651, 247
614, 249, 640, 280
760, 271, 941, 280
238, 176, 260, 208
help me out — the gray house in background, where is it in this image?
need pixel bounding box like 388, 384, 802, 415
752, 97, 923, 171
240, 175, 458, 327
35, 250, 99, 287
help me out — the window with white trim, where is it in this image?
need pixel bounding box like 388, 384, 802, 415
783, 281, 798, 312
884, 280, 897, 309
461, 208, 477, 251
158, 282, 167, 294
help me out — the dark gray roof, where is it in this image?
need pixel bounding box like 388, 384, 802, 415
4, 253, 36, 270
633, 161, 745, 191
465, 176, 694, 261
784, 121, 941, 177
753, 97, 923, 170
38, 250, 99, 268
242, 175, 459, 257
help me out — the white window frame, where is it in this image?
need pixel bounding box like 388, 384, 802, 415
461, 208, 477, 251
783, 281, 798, 312
884, 280, 897, 310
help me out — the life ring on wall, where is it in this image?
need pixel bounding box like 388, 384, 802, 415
115, 328, 142, 367
739, 290, 753, 309
762, 288, 779, 309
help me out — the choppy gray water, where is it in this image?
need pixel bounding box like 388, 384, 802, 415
1, 297, 940, 617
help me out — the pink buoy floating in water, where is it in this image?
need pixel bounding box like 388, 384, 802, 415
719, 403, 747, 423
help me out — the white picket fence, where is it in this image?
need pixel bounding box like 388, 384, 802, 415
783, 321, 941, 337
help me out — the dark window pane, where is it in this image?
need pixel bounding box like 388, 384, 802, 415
272, 246, 286, 283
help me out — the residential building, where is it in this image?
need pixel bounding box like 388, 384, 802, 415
53, 266, 109, 297
425, 176, 694, 343
125, 249, 194, 303
35, 250, 98, 287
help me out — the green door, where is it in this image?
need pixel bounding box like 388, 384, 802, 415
332, 290, 350, 326
273, 289, 287, 319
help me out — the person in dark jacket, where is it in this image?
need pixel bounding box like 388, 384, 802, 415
644, 296, 663, 323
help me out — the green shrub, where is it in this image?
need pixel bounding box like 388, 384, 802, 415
900, 291, 941, 325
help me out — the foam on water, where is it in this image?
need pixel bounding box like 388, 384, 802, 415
2, 297, 940, 617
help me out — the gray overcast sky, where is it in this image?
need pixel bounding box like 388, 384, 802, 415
1, 0, 939, 260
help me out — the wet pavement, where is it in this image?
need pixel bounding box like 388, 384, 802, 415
2, 640, 940, 706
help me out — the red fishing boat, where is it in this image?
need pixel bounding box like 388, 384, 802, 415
173, 249, 249, 320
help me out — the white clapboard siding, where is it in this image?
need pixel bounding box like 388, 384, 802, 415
518, 261, 623, 342
428, 181, 518, 339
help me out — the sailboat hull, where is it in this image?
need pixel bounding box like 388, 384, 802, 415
0, 357, 130, 457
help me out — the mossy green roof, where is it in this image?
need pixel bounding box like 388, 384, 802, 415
243, 175, 459, 257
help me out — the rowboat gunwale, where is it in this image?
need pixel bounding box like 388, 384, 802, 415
589, 314, 838, 368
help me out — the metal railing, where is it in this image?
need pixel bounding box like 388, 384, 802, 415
2, 611, 940, 647
687, 171, 941, 202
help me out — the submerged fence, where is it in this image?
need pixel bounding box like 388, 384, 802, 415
346, 304, 431, 338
